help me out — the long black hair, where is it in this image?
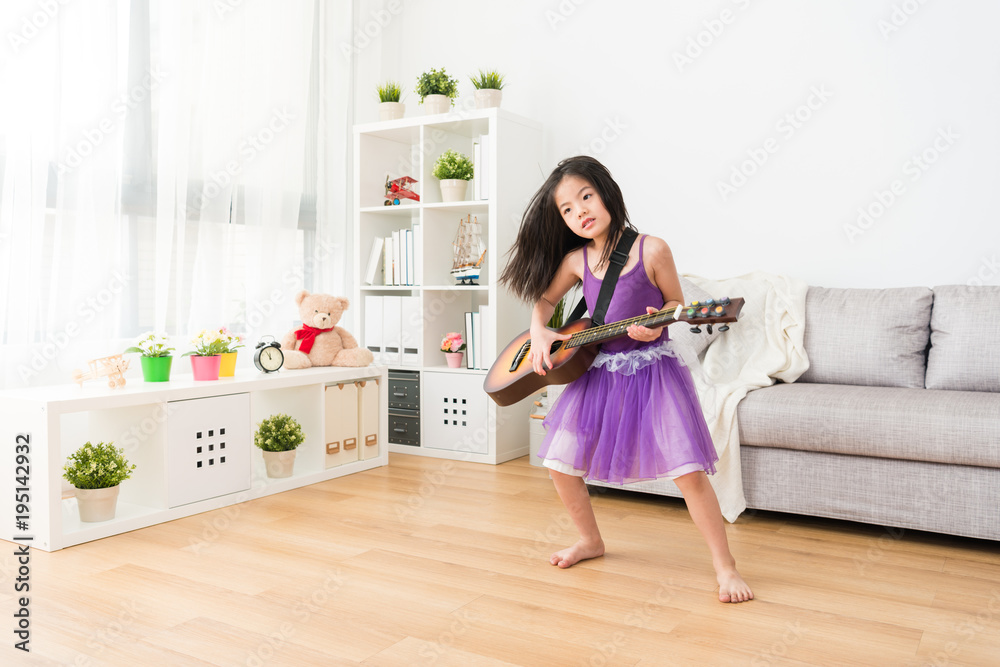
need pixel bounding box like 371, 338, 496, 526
499, 155, 634, 303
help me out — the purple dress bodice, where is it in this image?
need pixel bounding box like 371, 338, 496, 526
582, 235, 667, 354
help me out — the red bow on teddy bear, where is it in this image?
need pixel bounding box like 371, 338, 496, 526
293, 324, 333, 354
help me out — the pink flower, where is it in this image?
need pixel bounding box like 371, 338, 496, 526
440, 332, 465, 352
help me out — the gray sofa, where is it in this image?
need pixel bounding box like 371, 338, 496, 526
604, 284, 1000, 542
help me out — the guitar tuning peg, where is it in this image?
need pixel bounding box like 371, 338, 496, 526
706, 324, 714, 335
689, 326, 701, 334
718, 324, 730, 332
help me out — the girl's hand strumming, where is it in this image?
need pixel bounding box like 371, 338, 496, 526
528, 327, 573, 376
626, 306, 665, 342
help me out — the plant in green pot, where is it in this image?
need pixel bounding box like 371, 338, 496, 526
63, 441, 136, 522
125, 331, 175, 382
470, 69, 505, 109
254, 413, 306, 478
415, 68, 459, 115
433, 149, 474, 203
377, 80, 405, 121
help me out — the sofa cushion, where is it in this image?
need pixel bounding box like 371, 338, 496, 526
737, 383, 1000, 468
926, 285, 1000, 392
797, 286, 931, 388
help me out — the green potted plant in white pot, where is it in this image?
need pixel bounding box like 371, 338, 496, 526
433, 149, 474, 202
377, 81, 405, 121
470, 69, 505, 109
416, 67, 459, 115
63, 441, 136, 522
254, 413, 305, 478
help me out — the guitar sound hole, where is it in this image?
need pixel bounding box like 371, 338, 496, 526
549, 341, 563, 354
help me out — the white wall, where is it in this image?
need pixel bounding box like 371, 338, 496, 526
350, 0, 1000, 290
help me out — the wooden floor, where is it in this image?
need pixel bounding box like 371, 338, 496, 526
6, 453, 1000, 666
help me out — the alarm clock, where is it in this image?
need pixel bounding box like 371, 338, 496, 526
253, 336, 284, 373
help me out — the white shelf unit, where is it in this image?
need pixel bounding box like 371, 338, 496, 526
0, 366, 388, 552
353, 108, 543, 464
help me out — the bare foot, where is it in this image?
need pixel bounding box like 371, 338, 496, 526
717, 567, 754, 603
549, 539, 605, 568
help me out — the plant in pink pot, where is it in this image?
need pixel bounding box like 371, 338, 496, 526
441, 331, 466, 368
182, 329, 229, 381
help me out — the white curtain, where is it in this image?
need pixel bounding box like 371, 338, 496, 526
0, 0, 351, 389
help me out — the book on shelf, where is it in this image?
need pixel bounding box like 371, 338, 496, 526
383, 234, 394, 286
471, 310, 483, 369
364, 237, 384, 285
478, 304, 494, 369
391, 230, 401, 286
472, 139, 481, 201
405, 228, 414, 286
464, 311, 474, 369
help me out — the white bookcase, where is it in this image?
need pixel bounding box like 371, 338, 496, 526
353, 108, 543, 464
0, 366, 387, 552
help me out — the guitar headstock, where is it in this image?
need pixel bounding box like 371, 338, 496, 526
674, 297, 745, 334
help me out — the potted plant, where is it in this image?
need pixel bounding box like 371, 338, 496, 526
433, 149, 474, 202
63, 441, 136, 522
124, 332, 175, 382
441, 331, 466, 368
377, 81, 405, 121
470, 69, 505, 109
254, 413, 306, 478
217, 327, 244, 377
415, 68, 459, 115
182, 330, 228, 381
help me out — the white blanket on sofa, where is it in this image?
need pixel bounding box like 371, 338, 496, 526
684, 272, 810, 522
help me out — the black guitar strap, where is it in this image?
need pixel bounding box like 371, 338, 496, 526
565, 228, 639, 327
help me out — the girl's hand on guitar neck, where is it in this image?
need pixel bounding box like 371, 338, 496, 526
528, 326, 573, 376
626, 306, 666, 343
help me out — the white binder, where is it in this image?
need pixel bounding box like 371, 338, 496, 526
382, 295, 402, 365
364, 296, 383, 363
401, 295, 422, 366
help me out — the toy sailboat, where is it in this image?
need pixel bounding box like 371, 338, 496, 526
450, 214, 486, 285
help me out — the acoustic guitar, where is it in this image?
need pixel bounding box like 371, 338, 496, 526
483, 298, 745, 406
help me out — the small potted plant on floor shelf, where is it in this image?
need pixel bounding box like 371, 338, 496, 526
255, 413, 306, 478
182, 329, 229, 381
433, 149, 474, 202
416, 67, 459, 115
63, 441, 136, 522
470, 69, 505, 109
377, 81, 405, 121
125, 331, 175, 382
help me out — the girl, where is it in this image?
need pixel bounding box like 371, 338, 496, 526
500, 156, 753, 603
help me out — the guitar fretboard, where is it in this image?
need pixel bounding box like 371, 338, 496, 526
564, 306, 680, 349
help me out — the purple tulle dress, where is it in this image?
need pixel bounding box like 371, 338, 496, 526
538, 235, 718, 484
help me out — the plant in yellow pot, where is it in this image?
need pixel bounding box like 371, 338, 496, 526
63, 441, 136, 522
255, 413, 305, 478
217, 327, 244, 377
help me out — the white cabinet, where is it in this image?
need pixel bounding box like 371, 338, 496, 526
353, 108, 542, 464
0, 366, 387, 552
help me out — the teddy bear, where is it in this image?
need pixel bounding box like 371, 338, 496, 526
280, 290, 374, 369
